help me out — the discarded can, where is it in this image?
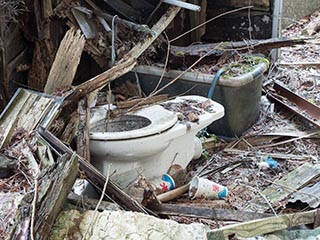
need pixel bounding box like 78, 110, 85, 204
167, 164, 187, 187
151, 174, 175, 194
189, 176, 228, 200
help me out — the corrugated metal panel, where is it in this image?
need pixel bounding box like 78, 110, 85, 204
289, 181, 320, 208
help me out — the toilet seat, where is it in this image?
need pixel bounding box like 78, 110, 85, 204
90, 105, 178, 140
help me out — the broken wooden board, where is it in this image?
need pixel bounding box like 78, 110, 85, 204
247, 162, 320, 213
170, 36, 314, 63
44, 28, 85, 94
207, 210, 319, 240
35, 148, 78, 240
148, 203, 272, 222
77, 97, 90, 161
1, 134, 78, 240
0, 89, 63, 148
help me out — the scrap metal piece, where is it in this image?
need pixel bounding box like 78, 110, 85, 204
163, 0, 201, 11
268, 80, 320, 128
289, 181, 320, 208
72, 6, 97, 39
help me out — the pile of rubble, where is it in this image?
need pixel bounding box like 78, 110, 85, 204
1, 1, 320, 240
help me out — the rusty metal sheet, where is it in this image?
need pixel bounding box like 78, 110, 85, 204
289, 181, 320, 208
267, 81, 320, 128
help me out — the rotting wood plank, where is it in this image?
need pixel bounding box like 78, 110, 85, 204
63, 59, 136, 107
64, 4, 183, 106
44, 28, 86, 94
0, 89, 63, 137
60, 111, 78, 144
207, 210, 318, 240
189, 0, 201, 42
77, 97, 90, 161
148, 203, 272, 222
1, 134, 78, 239
170, 36, 314, 58
35, 152, 78, 240
43, 0, 53, 18
247, 163, 320, 213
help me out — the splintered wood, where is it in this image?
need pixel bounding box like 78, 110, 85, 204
44, 28, 86, 94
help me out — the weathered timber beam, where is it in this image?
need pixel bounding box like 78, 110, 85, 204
207, 210, 319, 240
44, 28, 85, 94
148, 203, 272, 222
171, 36, 315, 57
63, 59, 136, 106
77, 97, 90, 161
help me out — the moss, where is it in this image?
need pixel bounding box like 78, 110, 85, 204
175, 51, 186, 57
223, 55, 269, 79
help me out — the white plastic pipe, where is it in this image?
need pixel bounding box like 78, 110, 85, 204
163, 0, 201, 12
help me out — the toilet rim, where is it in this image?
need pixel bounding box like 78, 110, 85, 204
90, 105, 178, 140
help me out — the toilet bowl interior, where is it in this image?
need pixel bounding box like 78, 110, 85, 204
90, 105, 178, 140
91, 115, 151, 132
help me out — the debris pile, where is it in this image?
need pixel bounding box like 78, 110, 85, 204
0, 1, 320, 240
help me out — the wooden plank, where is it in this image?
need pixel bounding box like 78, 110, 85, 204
44, 28, 85, 94
43, 0, 53, 18
148, 203, 272, 222
1, 133, 78, 239
35, 153, 78, 240
189, 0, 201, 42
171, 36, 313, 57
0, 89, 63, 144
247, 163, 320, 212
77, 97, 90, 161
207, 210, 318, 240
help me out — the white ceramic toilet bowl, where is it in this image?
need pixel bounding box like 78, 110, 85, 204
90, 95, 224, 187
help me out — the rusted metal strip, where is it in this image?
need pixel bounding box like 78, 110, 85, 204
267, 81, 320, 128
